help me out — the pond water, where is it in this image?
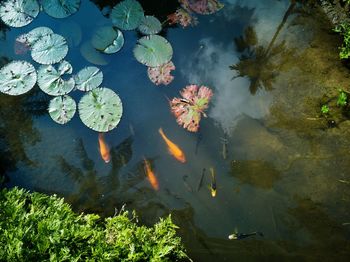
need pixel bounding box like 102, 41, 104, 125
1, 0, 350, 260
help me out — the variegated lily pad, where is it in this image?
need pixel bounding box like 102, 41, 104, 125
111, 0, 144, 30
22, 26, 54, 46
37, 61, 75, 96
0, 0, 39, 28
0, 61, 37, 96
41, 0, 81, 19
91, 26, 124, 54
74, 66, 103, 91
138, 16, 162, 35
78, 87, 123, 132
31, 33, 68, 65
48, 95, 76, 124
133, 35, 173, 67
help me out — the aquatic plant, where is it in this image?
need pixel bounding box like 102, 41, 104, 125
180, 0, 224, 15
167, 8, 197, 28
48, 95, 76, 124
0, 187, 189, 261
31, 32, 69, 65
334, 22, 350, 59
41, 0, 81, 18
147, 61, 175, 85
138, 15, 162, 35
0, 61, 37, 96
170, 85, 213, 132
337, 90, 348, 107
37, 61, 75, 96
111, 0, 144, 30
134, 35, 173, 67
0, 0, 39, 28
91, 26, 124, 54
321, 104, 330, 115
74, 66, 103, 91
78, 88, 123, 132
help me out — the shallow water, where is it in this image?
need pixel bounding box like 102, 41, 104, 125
1, 0, 350, 260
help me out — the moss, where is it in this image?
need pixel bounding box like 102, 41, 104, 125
0, 187, 189, 261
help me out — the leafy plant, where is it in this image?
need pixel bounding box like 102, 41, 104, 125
334, 23, 350, 59
74, 66, 103, 91
134, 35, 173, 67
91, 26, 124, 54
147, 61, 175, 85
0, 61, 37, 96
41, 0, 81, 19
0, 187, 189, 261
48, 95, 76, 124
78, 88, 123, 132
0, 0, 39, 28
138, 15, 162, 35
337, 90, 348, 107
321, 104, 330, 115
111, 0, 144, 30
170, 84, 213, 132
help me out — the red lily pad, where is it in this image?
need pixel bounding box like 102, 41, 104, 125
147, 61, 175, 86
170, 84, 213, 132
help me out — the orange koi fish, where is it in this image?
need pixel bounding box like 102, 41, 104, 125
158, 128, 186, 163
143, 158, 159, 191
98, 133, 110, 163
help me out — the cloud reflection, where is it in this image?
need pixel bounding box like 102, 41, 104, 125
181, 38, 272, 134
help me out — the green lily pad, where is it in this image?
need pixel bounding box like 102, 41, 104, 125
0, 0, 39, 28
78, 87, 123, 132
41, 0, 81, 19
111, 0, 144, 30
91, 26, 124, 54
22, 27, 54, 46
37, 61, 75, 96
48, 95, 76, 124
0, 61, 37, 96
138, 16, 162, 35
74, 66, 103, 91
133, 35, 173, 67
31, 33, 68, 65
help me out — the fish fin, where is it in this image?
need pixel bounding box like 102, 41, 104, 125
158, 127, 164, 136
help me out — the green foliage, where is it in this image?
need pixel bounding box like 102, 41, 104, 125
337, 90, 348, 107
0, 187, 188, 261
321, 104, 330, 115
334, 23, 350, 59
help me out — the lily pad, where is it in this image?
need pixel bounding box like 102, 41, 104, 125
147, 61, 175, 85
78, 87, 123, 132
22, 26, 54, 46
37, 61, 75, 96
31, 33, 68, 65
170, 85, 213, 132
111, 0, 144, 30
74, 66, 103, 91
91, 26, 124, 54
138, 16, 162, 35
48, 95, 76, 124
133, 35, 173, 67
0, 0, 39, 28
41, 0, 81, 19
0, 61, 37, 96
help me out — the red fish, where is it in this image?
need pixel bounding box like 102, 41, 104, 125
98, 133, 110, 163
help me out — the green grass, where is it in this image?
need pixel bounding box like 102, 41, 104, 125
0, 187, 189, 261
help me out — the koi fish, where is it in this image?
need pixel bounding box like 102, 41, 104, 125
209, 167, 217, 197
228, 231, 264, 240
158, 128, 186, 163
220, 135, 228, 160
143, 158, 159, 191
197, 168, 206, 191
98, 133, 110, 163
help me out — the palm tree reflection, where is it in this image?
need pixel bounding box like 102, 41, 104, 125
230, 2, 296, 95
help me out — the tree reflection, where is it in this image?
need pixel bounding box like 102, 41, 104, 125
56, 136, 168, 218
0, 57, 49, 185
230, 2, 296, 95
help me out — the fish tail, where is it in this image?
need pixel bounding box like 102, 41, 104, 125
158, 127, 165, 139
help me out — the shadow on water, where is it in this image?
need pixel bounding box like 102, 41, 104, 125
230, 2, 297, 95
